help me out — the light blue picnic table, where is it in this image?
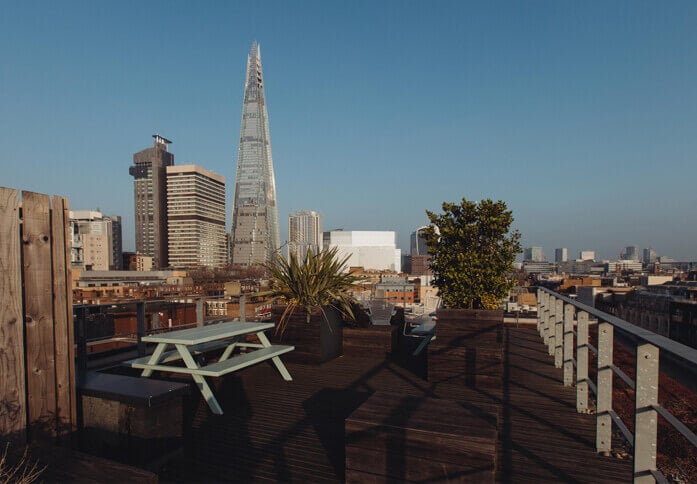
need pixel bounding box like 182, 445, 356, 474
126, 321, 294, 415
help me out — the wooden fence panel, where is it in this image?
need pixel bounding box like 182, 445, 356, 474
22, 190, 58, 438
51, 195, 75, 437
0, 187, 26, 443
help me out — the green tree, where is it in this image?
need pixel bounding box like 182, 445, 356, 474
424, 198, 522, 309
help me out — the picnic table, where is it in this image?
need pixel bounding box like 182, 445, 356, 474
126, 321, 294, 415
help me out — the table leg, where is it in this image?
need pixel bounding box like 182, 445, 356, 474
255, 331, 293, 381
218, 335, 242, 362
141, 342, 168, 377
175, 344, 224, 415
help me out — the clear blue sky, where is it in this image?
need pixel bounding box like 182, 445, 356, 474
2, 1, 696, 261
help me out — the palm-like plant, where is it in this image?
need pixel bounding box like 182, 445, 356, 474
265, 247, 360, 334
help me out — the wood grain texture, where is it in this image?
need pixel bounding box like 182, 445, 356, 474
63, 198, 77, 431
21, 190, 57, 438
0, 187, 26, 443
50, 196, 74, 436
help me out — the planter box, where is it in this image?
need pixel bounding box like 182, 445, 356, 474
343, 325, 398, 358
270, 305, 343, 364
346, 392, 497, 483
428, 309, 503, 391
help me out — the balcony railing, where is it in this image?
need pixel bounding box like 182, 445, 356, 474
537, 288, 697, 483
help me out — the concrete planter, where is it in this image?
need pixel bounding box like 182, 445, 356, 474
428, 309, 504, 393
270, 305, 343, 364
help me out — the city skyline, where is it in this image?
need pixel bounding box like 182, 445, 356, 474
2, 2, 697, 260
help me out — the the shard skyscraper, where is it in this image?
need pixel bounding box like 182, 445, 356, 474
230, 42, 281, 266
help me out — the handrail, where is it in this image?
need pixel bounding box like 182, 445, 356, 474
538, 288, 697, 372
537, 288, 697, 483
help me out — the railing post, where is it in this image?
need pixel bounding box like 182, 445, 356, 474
548, 295, 556, 356
536, 291, 541, 329
555, 299, 563, 368
76, 306, 88, 373
196, 298, 204, 326
541, 292, 550, 346
136, 301, 146, 357
563, 303, 574, 386
633, 343, 659, 483
576, 311, 589, 413
596, 321, 614, 453
240, 294, 246, 323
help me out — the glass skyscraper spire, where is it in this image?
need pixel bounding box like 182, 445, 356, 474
230, 42, 281, 266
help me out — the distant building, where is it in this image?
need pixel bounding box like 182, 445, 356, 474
323, 230, 401, 272
579, 250, 596, 261
621, 245, 640, 261
524, 247, 545, 262
288, 210, 323, 261
643, 247, 657, 264
230, 42, 281, 266
122, 252, 154, 272
129, 135, 174, 269
405, 255, 432, 276
555, 247, 568, 263
522, 261, 554, 274
70, 210, 121, 271
410, 227, 429, 256
375, 276, 415, 304
166, 164, 227, 268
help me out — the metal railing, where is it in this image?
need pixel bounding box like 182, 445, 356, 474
537, 288, 697, 483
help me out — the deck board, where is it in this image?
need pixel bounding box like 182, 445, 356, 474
160, 327, 632, 482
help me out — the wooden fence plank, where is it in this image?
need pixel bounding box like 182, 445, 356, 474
51, 195, 74, 437
0, 187, 26, 443
63, 198, 77, 431
21, 190, 57, 438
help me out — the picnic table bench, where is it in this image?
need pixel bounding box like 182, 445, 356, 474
124, 321, 294, 415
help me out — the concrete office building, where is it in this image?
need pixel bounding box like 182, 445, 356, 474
555, 247, 568, 263
643, 247, 657, 264
288, 210, 322, 261
621, 245, 640, 261
323, 230, 401, 272
166, 165, 227, 268
129, 135, 174, 269
410, 226, 429, 256
70, 210, 121, 271
230, 42, 281, 266
579, 250, 596, 261
524, 247, 545, 262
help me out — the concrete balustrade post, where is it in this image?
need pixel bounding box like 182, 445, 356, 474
576, 311, 589, 413
196, 298, 204, 326
548, 295, 556, 356
554, 299, 563, 368
633, 343, 659, 483
563, 303, 574, 386
596, 321, 614, 453
537, 288, 542, 333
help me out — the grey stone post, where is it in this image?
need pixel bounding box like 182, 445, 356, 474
563, 303, 574, 386
576, 311, 589, 413
633, 343, 659, 483
596, 321, 614, 452
554, 299, 563, 368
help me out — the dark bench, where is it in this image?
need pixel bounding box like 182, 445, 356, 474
77, 371, 190, 469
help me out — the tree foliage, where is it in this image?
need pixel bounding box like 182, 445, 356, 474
424, 198, 522, 310
264, 247, 360, 334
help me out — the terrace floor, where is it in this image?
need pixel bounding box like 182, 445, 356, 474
157, 327, 632, 482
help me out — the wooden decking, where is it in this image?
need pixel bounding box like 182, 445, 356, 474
160, 327, 632, 482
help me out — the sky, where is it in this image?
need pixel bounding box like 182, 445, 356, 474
1, 1, 696, 261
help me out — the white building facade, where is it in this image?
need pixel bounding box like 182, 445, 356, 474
323, 230, 401, 272
288, 210, 322, 261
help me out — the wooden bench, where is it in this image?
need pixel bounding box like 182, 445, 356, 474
77, 371, 190, 469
